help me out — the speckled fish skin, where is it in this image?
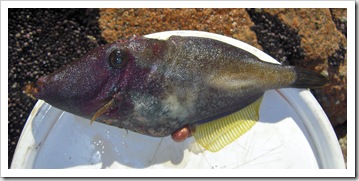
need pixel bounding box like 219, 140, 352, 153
32, 35, 327, 137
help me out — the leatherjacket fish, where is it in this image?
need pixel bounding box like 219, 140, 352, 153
25, 35, 327, 151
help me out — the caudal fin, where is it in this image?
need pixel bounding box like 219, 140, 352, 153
292, 67, 329, 88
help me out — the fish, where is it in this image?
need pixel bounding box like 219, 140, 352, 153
24, 35, 328, 151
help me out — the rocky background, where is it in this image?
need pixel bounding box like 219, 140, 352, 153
8, 8, 347, 168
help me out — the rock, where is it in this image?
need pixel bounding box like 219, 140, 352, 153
98, 8, 262, 49
339, 135, 347, 167
330, 8, 347, 36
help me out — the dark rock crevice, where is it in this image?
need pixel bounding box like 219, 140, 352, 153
246, 8, 305, 65
329, 8, 347, 38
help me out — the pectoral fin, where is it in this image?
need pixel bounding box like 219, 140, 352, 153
192, 96, 263, 152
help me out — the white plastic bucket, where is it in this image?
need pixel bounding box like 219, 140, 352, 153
11, 30, 345, 170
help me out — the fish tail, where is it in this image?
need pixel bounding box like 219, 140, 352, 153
291, 67, 329, 88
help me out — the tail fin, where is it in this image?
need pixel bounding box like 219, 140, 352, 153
292, 67, 329, 88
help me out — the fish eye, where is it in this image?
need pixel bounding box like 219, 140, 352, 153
109, 49, 128, 68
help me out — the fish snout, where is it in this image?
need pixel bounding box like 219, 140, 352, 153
23, 75, 48, 99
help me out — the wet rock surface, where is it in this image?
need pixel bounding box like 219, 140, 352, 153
8, 8, 347, 168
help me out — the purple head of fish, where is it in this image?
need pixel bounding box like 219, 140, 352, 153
33, 36, 167, 119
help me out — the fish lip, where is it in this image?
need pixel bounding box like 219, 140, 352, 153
23, 75, 47, 99
28, 75, 48, 98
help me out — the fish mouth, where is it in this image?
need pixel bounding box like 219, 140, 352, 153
23, 76, 47, 99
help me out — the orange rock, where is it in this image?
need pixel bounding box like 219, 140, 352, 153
98, 8, 261, 50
